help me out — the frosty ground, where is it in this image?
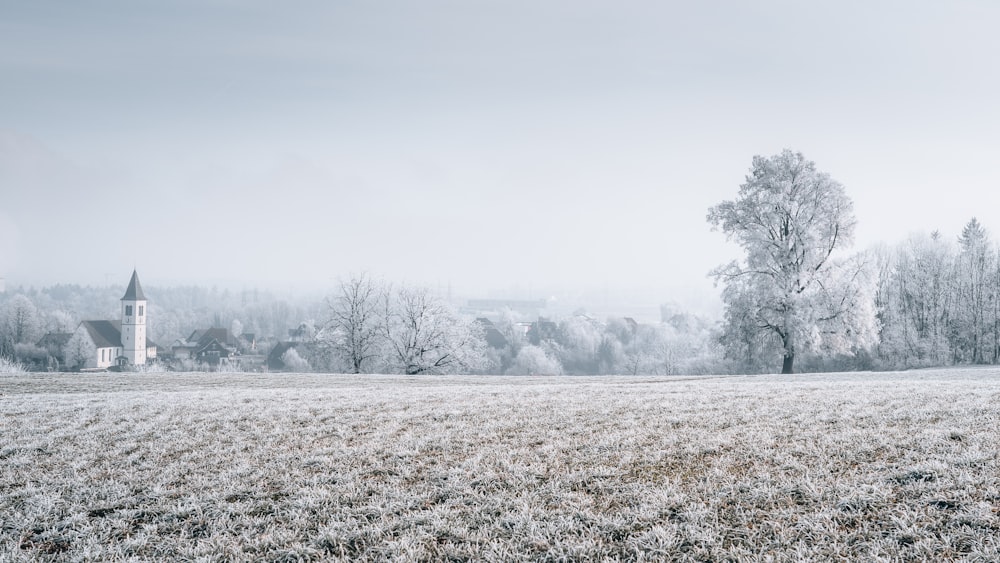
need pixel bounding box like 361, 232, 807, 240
2, 370, 999, 561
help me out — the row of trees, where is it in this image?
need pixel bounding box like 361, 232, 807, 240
489, 309, 725, 376
315, 274, 726, 376
0, 272, 723, 375
320, 274, 487, 374
709, 149, 1000, 374
875, 219, 1000, 368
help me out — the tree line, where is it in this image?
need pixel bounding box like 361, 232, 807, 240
709, 149, 1000, 374
309, 273, 725, 375
874, 219, 1000, 369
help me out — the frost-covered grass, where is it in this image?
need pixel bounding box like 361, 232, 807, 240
0, 356, 27, 375
2, 370, 1000, 561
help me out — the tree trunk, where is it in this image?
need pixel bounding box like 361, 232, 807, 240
781, 353, 794, 374
781, 332, 795, 374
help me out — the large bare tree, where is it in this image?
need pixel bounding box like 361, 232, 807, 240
708, 149, 875, 374
382, 286, 486, 375
326, 273, 384, 373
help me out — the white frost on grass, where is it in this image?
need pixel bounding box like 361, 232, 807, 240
1, 370, 999, 560
0, 355, 26, 375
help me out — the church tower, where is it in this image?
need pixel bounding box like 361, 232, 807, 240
121, 269, 147, 365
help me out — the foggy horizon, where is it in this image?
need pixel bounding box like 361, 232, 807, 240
4, 1, 1000, 309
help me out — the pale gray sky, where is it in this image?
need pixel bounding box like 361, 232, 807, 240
2, 1, 999, 307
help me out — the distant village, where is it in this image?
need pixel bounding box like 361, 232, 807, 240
3, 270, 722, 375
31, 271, 334, 373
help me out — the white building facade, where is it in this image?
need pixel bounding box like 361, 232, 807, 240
74, 270, 156, 369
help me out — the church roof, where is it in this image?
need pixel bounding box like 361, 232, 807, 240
122, 270, 146, 301
79, 320, 158, 349
81, 320, 123, 348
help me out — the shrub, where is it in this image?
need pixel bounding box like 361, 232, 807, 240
0, 355, 27, 374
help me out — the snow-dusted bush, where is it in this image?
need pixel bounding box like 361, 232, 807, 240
507, 344, 562, 375
280, 347, 310, 372
132, 362, 168, 374
0, 354, 26, 374
63, 329, 96, 370
216, 361, 248, 374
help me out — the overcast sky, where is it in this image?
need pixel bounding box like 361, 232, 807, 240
2, 1, 999, 309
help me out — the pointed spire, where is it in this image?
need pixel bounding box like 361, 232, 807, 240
121, 269, 146, 301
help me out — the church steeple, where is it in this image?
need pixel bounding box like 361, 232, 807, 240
121, 270, 147, 365
122, 269, 146, 301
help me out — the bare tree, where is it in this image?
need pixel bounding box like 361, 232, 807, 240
875, 232, 955, 368
326, 273, 385, 374
63, 328, 96, 370
4, 295, 41, 347
955, 218, 993, 363
383, 286, 486, 375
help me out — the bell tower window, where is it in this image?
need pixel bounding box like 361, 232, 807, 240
139, 305, 144, 316
126, 305, 133, 316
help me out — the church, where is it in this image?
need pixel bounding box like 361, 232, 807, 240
71, 270, 158, 369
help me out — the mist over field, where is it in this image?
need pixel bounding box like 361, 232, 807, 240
3, 1, 1000, 299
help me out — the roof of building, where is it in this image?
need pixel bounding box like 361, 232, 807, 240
268, 341, 299, 370
189, 327, 237, 347
195, 338, 236, 357
121, 270, 147, 301
475, 318, 509, 349
79, 320, 158, 350
37, 332, 73, 349
81, 320, 123, 348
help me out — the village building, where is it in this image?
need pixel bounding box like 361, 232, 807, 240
66, 270, 158, 369
37, 332, 73, 358
171, 327, 239, 366
168, 327, 262, 370
475, 318, 509, 349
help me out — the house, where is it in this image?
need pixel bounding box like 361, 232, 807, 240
267, 341, 301, 371
287, 323, 315, 342
193, 338, 234, 367
36, 332, 72, 358
35, 331, 72, 370
170, 327, 239, 367
475, 318, 509, 349
65, 270, 158, 369
527, 317, 559, 345
238, 333, 257, 352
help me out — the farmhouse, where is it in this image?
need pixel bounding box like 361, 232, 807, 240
171, 327, 240, 366
67, 270, 158, 369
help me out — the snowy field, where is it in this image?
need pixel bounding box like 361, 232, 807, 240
2, 370, 1000, 561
